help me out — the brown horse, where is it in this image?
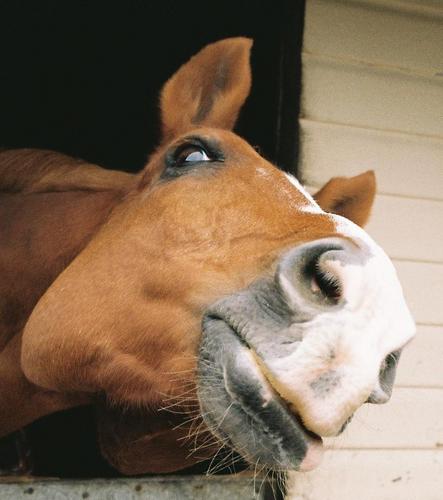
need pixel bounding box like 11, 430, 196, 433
0, 38, 414, 475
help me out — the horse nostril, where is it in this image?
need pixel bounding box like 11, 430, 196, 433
367, 386, 390, 404
308, 257, 342, 304
367, 351, 401, 404
276, 238, 353, 317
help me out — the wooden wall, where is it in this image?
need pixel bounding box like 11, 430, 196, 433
287, 1, 443, 498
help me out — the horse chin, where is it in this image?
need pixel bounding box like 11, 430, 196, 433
197, 316, 324, 472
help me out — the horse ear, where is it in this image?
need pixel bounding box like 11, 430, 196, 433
313, 171, 376, 227
160, 38, 253, 140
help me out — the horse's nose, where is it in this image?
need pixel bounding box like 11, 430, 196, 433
269, 237, 413, 437
366, 386, 390, 404
367, 350, 400, 404
276, 237, 367, 319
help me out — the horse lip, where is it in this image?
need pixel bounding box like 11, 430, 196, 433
214, 316, 324, 460
217, 316, 316, 431
225, 339, 323, 444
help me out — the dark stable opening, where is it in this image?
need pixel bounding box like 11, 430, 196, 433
0, 0, 304, 174
0, 0, 304, 496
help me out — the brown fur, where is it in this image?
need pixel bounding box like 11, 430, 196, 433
0, 38, 376, 474
0, 149, 134, 436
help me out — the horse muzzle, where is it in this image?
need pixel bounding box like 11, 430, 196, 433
197, 235, 415, 470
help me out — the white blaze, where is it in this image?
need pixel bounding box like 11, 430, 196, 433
265, 180, 416, 437
284, 173, 323, 213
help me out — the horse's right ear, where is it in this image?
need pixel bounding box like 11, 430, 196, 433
160, 38, 253, 141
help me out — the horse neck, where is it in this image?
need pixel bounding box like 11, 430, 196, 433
0, 188, 126, 351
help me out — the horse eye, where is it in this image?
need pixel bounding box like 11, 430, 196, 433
175, 146, 211, 165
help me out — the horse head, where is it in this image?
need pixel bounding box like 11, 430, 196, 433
20, 38, 414, 474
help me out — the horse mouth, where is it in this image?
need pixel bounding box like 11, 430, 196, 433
223, 350, 325, 472
198, 315, 324, 471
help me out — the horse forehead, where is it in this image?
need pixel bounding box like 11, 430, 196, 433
216, 130, 320, 207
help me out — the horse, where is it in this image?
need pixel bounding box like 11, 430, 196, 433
0, 38, 414, 476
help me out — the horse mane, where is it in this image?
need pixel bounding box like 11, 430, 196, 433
0, 149, 135, 194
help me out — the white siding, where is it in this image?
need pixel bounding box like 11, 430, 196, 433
287, 0, 443, 498
302, 55, 443, 136
394, 261, 443, 325
367, 196, 443, 262
287, 450, 443, 500
397, 325, 443, 387
300, 119, 443, 200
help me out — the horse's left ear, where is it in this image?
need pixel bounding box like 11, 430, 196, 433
313, 170, 376, 227
160, 38, 253, 140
